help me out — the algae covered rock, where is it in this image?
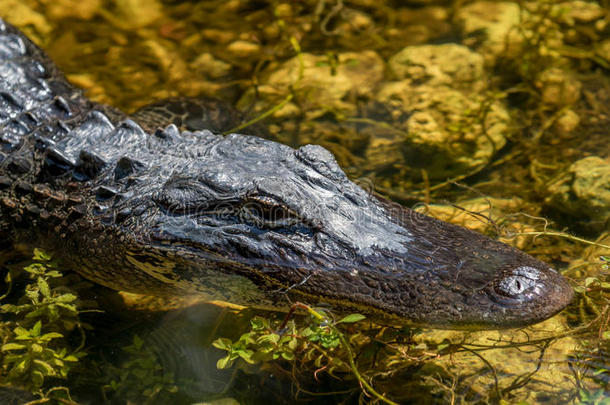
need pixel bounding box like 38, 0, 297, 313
238, 50, 385, 120
536, 68, 582, 107
369, 43, 509, 180
554, 1, 606, 24
546, 156, 610, 231
455, 1, 523, 62
374, 83, 508, 179
388, 44, 485, 90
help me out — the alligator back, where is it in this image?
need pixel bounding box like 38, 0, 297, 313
0, 19, 170, 290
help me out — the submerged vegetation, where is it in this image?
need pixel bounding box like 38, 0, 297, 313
0, 251, 608, 403
0, 0, 608, 403
0, 250, 85, 403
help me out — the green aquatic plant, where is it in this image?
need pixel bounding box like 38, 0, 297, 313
101, 334, 178, 404
579, 389, 610, 405
0, 249, 85, 401
1, 250, 80, 329
213, 303, 399, 405
1, 320, 81, 390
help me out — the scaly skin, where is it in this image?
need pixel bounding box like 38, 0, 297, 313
0, 19, 573, 329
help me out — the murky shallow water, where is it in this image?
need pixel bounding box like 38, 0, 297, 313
0, 1, 609, 404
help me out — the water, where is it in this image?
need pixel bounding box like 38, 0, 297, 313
0, 1, 609, 404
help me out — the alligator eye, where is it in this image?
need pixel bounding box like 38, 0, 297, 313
154, 184, 211, 214
493, 266, 543, 302
239, 196, 301, 228
155, 175, 234, 215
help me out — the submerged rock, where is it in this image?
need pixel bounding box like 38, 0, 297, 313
536, 68, 582, 107
370, 43, 509, 180
238, 50, 385, 120
455, 1, 523, 62
555, 1, 606, 24
553, 109, 581, 138
546, 156, 610, 232
388, 44, 485, 90
374, 82, 509, 179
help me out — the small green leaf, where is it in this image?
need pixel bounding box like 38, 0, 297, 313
257, 333, 280, 345
1, 343, 26, 351
31, 320, 42, 337
32, 370, 45, 388
237, 349, 255, 363
132, 334, 144, 350
216, 355, 232, 369
585, 277, 599, 287
14, 326, 30, 337
10, 358, 29, 375
33, 359, 55, 375
337, 314, 366, 324
33, 248, 51, 261
250, 317, 268, 331
24, 263, 45, 275
55, 293, 77, 303
212, 338, 232, 351
314, 354, 324, 367
41, 332, 63, 340
38, 278, 51, 298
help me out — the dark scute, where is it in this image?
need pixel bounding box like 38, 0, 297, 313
44, 147, 75, 176
114, 156, 145, 181
0, 91, 23, 109
33, 123, 69, 149
18, 112, 38, 127
76, 150, 107, 179
0, 33, 26, 58
68, 204, 87, 220
95, 186, 118, 201
50, 96, 72, 119
6, 156, 31, 174
153, 124, 180, 141
0, 175, 11, 188
116, 207, 132, 222
3, 119, 28, 137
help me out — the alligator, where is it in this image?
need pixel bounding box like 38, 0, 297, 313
0, 19, 573, 329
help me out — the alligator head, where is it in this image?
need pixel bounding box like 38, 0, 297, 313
100, 125, 573, 329
0, 18, 572, 329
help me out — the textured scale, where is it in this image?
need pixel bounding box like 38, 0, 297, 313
0, 18, 573, 329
